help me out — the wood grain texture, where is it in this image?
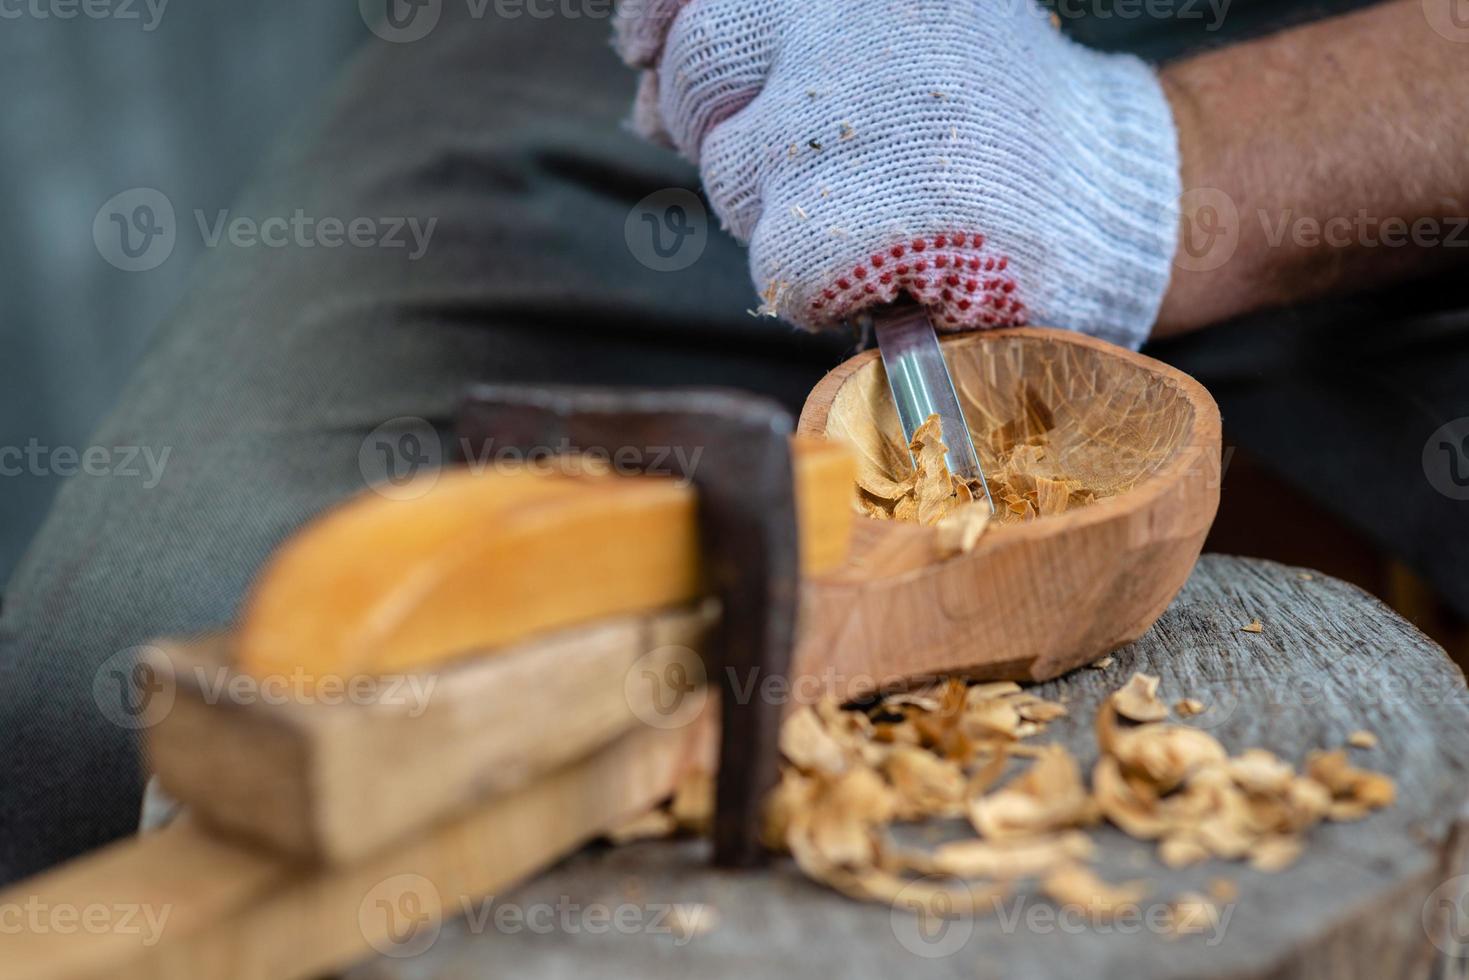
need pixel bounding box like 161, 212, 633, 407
355, 557, 1469, 980
146, 605, 716, 863
237, 437, 854, 682
795, 328, 1223, 695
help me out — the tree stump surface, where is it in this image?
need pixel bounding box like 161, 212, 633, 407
354, 556, 1469, 980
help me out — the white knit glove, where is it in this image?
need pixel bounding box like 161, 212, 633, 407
614, 0, 1180, 348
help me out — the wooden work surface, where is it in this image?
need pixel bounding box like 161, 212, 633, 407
351, 556, 1469, 980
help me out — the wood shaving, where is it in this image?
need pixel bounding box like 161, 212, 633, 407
1347, 730, 1378, 749
1306, 749, 1397, 820
607, 809, 678, 845
931, 832, 1093, 879
935, 501, 992, 557
1090, 680, 1393, 871
1090, 656, 1115, 670
1113, 672, 1169, 723
1174, 698, 1206, 718
1159, 835, 1211, 868
1248, 835, 1304, 872
883, 746, 966, 820
1042, 864, 1149, 920
854, 412, 1102, 529
608, 671, 1395, 932
1241, 619, 1264, 634
666, 903, 719, 941
1167, 892, 1222, 937
969, 746, 1100, 839
671, 769, 713, 833
780, 705, 850, 775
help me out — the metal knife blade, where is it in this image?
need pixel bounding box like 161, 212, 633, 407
860, 302, 995, 514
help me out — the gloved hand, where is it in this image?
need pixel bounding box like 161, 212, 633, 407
614, 0, 1180, 349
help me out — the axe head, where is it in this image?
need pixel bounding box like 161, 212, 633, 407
455, 384, 799, 868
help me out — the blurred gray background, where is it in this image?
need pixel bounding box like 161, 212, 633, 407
0, 3, 368, 584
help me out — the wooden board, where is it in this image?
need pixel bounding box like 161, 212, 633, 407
351, 556, 1469, 980
146, 605, 715, 863
2, 709, 716, 980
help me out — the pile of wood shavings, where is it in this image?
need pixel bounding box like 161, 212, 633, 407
856, 414, 1100, 537
613, 673, 1395, 928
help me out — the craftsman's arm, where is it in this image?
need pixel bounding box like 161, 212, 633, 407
1156, 0, 1469, 336
620, 0, 1467, 347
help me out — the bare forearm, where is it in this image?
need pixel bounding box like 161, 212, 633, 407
1155, 0, 1469, 337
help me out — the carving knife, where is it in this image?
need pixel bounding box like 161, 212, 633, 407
860, 302, 995, 514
